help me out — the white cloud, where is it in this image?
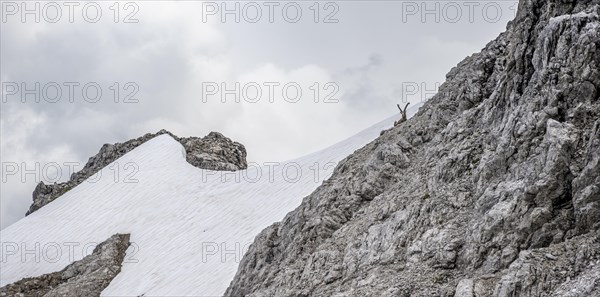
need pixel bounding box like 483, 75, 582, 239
1, 0, 514, 228
0, 108, 78, 227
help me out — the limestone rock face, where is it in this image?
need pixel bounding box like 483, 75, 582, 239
0, 234, 130, 297
226, 1, 600, 296
182, 131, 248, 172
26, 130, 247, 215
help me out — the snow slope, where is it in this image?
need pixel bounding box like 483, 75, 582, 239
0, 106, 420, 296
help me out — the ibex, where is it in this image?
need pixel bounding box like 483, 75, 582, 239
394, 102, 410, 126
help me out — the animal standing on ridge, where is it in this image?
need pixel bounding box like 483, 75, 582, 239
394, 103, 410, 126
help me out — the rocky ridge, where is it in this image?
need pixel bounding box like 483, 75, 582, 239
0, 234, 130, 297
226, 0, 600, 296
26, 130, 247, 215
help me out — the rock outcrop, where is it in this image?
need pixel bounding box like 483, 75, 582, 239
0, 234, 131, 297
26, 130, 247, 215
226, 0, 600, 296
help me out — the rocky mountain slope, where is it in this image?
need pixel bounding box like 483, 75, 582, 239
26, 130, 247, 215
2, 109, 421, 295
0, 234, 130, 297
226, 0, 600, 296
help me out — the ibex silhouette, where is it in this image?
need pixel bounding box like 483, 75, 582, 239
394, 102, 410, 126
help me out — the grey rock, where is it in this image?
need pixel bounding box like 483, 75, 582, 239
26, 130, 247, 215
226, 0, 600, 296
493, 233, 600, 297
455, 279, 475, 297
0, 234, 130, 297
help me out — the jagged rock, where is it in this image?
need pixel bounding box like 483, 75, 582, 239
181, 131, 248, 171
26, 130, 247, 215
0, 234, 130, 297
226, 0, 600, 296
493, 232, 600, 296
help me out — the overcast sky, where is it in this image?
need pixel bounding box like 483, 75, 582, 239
1, 0, 518, 228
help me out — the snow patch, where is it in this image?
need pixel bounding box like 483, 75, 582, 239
0, 105, 422, 296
